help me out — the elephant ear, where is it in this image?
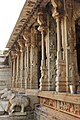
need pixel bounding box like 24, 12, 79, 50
10, 94, 15, 100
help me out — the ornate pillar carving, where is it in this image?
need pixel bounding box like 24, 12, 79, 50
16, 53, 19, 88
14, 43, 20, 88
65, 0, 78, 87
24, 42, 27, 89
51, 0, 66, 92
51, 0, 78, 92
10, 50, 17, 88
47, 12, 57, 91
18, 37, 25, 88
10, 52, 14, 88
23, 30, 31, 89
37, 8, 48, 90
30, 26, 39, 89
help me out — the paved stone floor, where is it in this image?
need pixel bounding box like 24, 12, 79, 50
0, 111, 34, 120
0, 115, 34, 120
0, 115, 27, 120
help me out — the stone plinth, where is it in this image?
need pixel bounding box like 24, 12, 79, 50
36, 91, 80, 120
0, 111, 34, 120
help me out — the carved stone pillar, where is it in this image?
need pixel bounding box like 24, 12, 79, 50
51, 0, 66, 92
47, 14, 57, 91
65, 0, 78, 90
11, 51, 16, 88
24, 41, 30, 89
11, 60, 13, 88
64, 16, 69, 92
23, 30, 31, 89
18, 39, 25, 88
16, 51, 20, 88
30, 27, 38, 89
37, 9, 48, 90
56, 16, 66, 92
26, 43, 30, 89
11, 59, 14, 88
13, 58, 15, 88
24, 43, 27, 89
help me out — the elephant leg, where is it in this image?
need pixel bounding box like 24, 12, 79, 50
21, 104, 24, 112
9, 103, 16, 114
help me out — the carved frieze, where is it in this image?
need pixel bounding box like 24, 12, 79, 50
40, 97, 80, 117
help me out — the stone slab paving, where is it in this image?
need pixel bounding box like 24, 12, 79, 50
0, 111, 34, 120
0, 115, 27, 120
0, 115, 34, 120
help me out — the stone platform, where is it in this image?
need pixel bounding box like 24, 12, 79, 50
0, 115, 27, 120
0, 111, 34, 120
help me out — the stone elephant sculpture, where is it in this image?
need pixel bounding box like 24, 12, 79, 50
1, 89, 30, 114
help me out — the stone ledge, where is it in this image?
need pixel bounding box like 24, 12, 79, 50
35, 105, 80, 120
38, 91, 80, 104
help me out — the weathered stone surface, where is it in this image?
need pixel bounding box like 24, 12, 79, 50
0, 67, 11, 90
1, 0, 80, 120
35, 105, 80, 120
0, 112, 34, 120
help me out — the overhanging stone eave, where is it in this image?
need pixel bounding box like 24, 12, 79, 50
6, 0, 38, 49
6, 0, 51, 49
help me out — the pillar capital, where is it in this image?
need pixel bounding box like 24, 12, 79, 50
22, 29, 31, 47
17, 37, 25, 52
10, 50, 17, 61
37, 8, 48, 34
51, 0, 64, 19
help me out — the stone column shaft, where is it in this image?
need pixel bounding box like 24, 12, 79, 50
56, 17, 61, 60
56, 16, 62, 92
61, 19, 65, 60
11, 61, 14, 88
26, 45, 30, 89
13, 58, 16, 88
39, 30, 48, 91
24, 49, 27, 88
20, 50, 24, 88
16, 54, 19, 88
64, 16, 69, 92
54, 15, 66, 92
30, 28, 38, 89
